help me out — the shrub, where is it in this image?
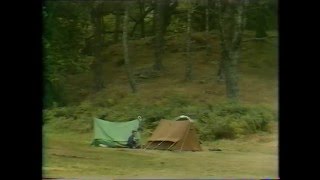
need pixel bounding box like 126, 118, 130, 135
166, 93, 191, 107
198, 103, 276, 140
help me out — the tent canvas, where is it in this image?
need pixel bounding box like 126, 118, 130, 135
91, 118, 141, 148
145, 119, 202, 151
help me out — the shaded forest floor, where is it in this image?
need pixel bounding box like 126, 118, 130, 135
43, 30, 278, 178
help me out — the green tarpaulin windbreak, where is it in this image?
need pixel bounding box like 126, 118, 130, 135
91, 118, 141, 148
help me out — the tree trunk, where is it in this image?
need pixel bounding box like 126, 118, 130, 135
130, 20, 139, 37
185, 1, 193, 81
217, 0, 245, 102
123, 6, 137, 93
223, 51, 239, 101
152, 3, 156, 35
44, 80, 66, 108
92, 59, 105, 91
140, 18, 145, 38
217, 57, 225, 81
255, 4, 268, 38
91, 7, 105, 91
114, 11, 121, 43
205, 0, 211, 56
216, 0, 225, 82
131, 3, 153, 37
153, 0, 165, 71
139, 0, 145, 38
43, 80, 55, 108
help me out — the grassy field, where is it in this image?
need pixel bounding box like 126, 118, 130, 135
43, 31, 278, 179
43, 124, 278, 179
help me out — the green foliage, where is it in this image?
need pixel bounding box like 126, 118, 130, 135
198, 103, 275, 140
43, 97, 276, 138
166, 93, 191, 107
43, 1, 94, 107
43, 1, 93, 83
167, 15, 187, 34
245, 0, 277, 31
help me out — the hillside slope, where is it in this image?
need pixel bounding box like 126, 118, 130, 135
44, 31, 278, 132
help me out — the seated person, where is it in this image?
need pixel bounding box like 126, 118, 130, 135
127, 130, 141, 149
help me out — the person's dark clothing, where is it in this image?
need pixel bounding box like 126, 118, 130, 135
127, 134, 137, 148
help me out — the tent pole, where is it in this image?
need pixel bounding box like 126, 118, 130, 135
167, 141, 177, 151
152, 139, 166, 150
